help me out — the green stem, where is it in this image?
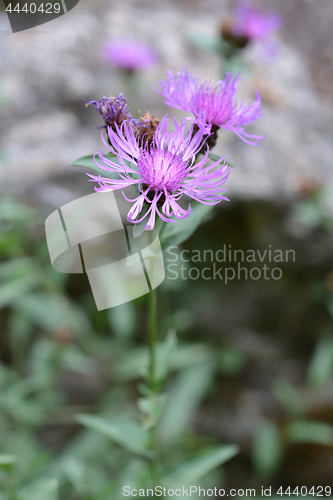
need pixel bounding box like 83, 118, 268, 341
158, 221, 167, 241
148, 287, 162, 492
148, 286, 157, 392
146, 226, 167, 491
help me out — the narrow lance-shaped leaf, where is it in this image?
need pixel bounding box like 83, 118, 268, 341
208, 152, 235, 168
137, 394, 168, 430
159, 362, 215, 443
0, 455, 18, 471
286, 420, 333, 446
160, 202, 215, 251
307, 336, 333, 387
76, 415, 154, 458
18, 479, 58, 500
163, 445, 239, 487
0, 275, 41, 310
186, 32, 227, 54
252, 420, 282, 477
71, 153, 121, 179
155, 328, 178, 383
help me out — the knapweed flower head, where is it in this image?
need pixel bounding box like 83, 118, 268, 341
88, 117, 231, 231
84, 93, 132, 129
102, 39, 158, 73
156, 67, 264, 145
232, 1, 282, 43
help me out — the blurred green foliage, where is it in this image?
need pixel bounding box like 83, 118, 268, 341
0, 194, 240, 499
1, 189, 333, 499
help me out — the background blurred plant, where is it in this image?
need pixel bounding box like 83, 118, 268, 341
102, 39, 158, 75
101, 38, 159, 96
188, 1, 281, 76
0, 193, 241, 499
2, 183, 333, 499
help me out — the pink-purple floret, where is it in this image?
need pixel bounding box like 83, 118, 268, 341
103, 39, 158, 72
87, 67, 265, 230
233, 1, 282, 40
155, 67, 264, 145
88, 117, 230, 230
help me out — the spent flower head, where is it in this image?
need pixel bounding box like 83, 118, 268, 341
84, 94, 132, 129
156, 67, 264, 145
88, 117, 231, 231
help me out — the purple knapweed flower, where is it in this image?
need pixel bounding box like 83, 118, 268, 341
102, 39, 158, 73
84, 93, 132, 129
88, 117, 231, 231
156, 67, 264, 145
232, 1, 282, 41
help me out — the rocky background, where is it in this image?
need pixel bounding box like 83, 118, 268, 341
0, 0, 332, 202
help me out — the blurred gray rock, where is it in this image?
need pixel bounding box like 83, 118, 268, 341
0, 0, 332, 203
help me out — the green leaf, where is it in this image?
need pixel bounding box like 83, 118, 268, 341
71, 153, 120, 179
155, 328, 178, 383
208, 153, 235, 168
160, 202, 214, 251
61, 457, 87, 495
131, 205, 150, 238
117, 459, 150, 496
0, 275, 40, 309
286, 420, 333, 446
137, 394, 168, 430
222, 56, 249, 78
76, 415, 153, 458
0, 389, 46, 426
116, 343, 211, 381
159, 362, 215, 443
217, 345, 247, 377
163, 445, 239, 487
253, 420, 282, 476
292, 202, 322, 229
172, 344, 211, 370
0, 196, 37, 223
186, 32, 225, 53
108, 303, 136, 340
16, 293, 90, 334
19, 479, 58, 500
208, 152, 222, 162
0, 455, 18, 470
273, 379, 304, 417
0, 257, 37, 281
61, 346, 96, 375
307, 336, 333, 387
